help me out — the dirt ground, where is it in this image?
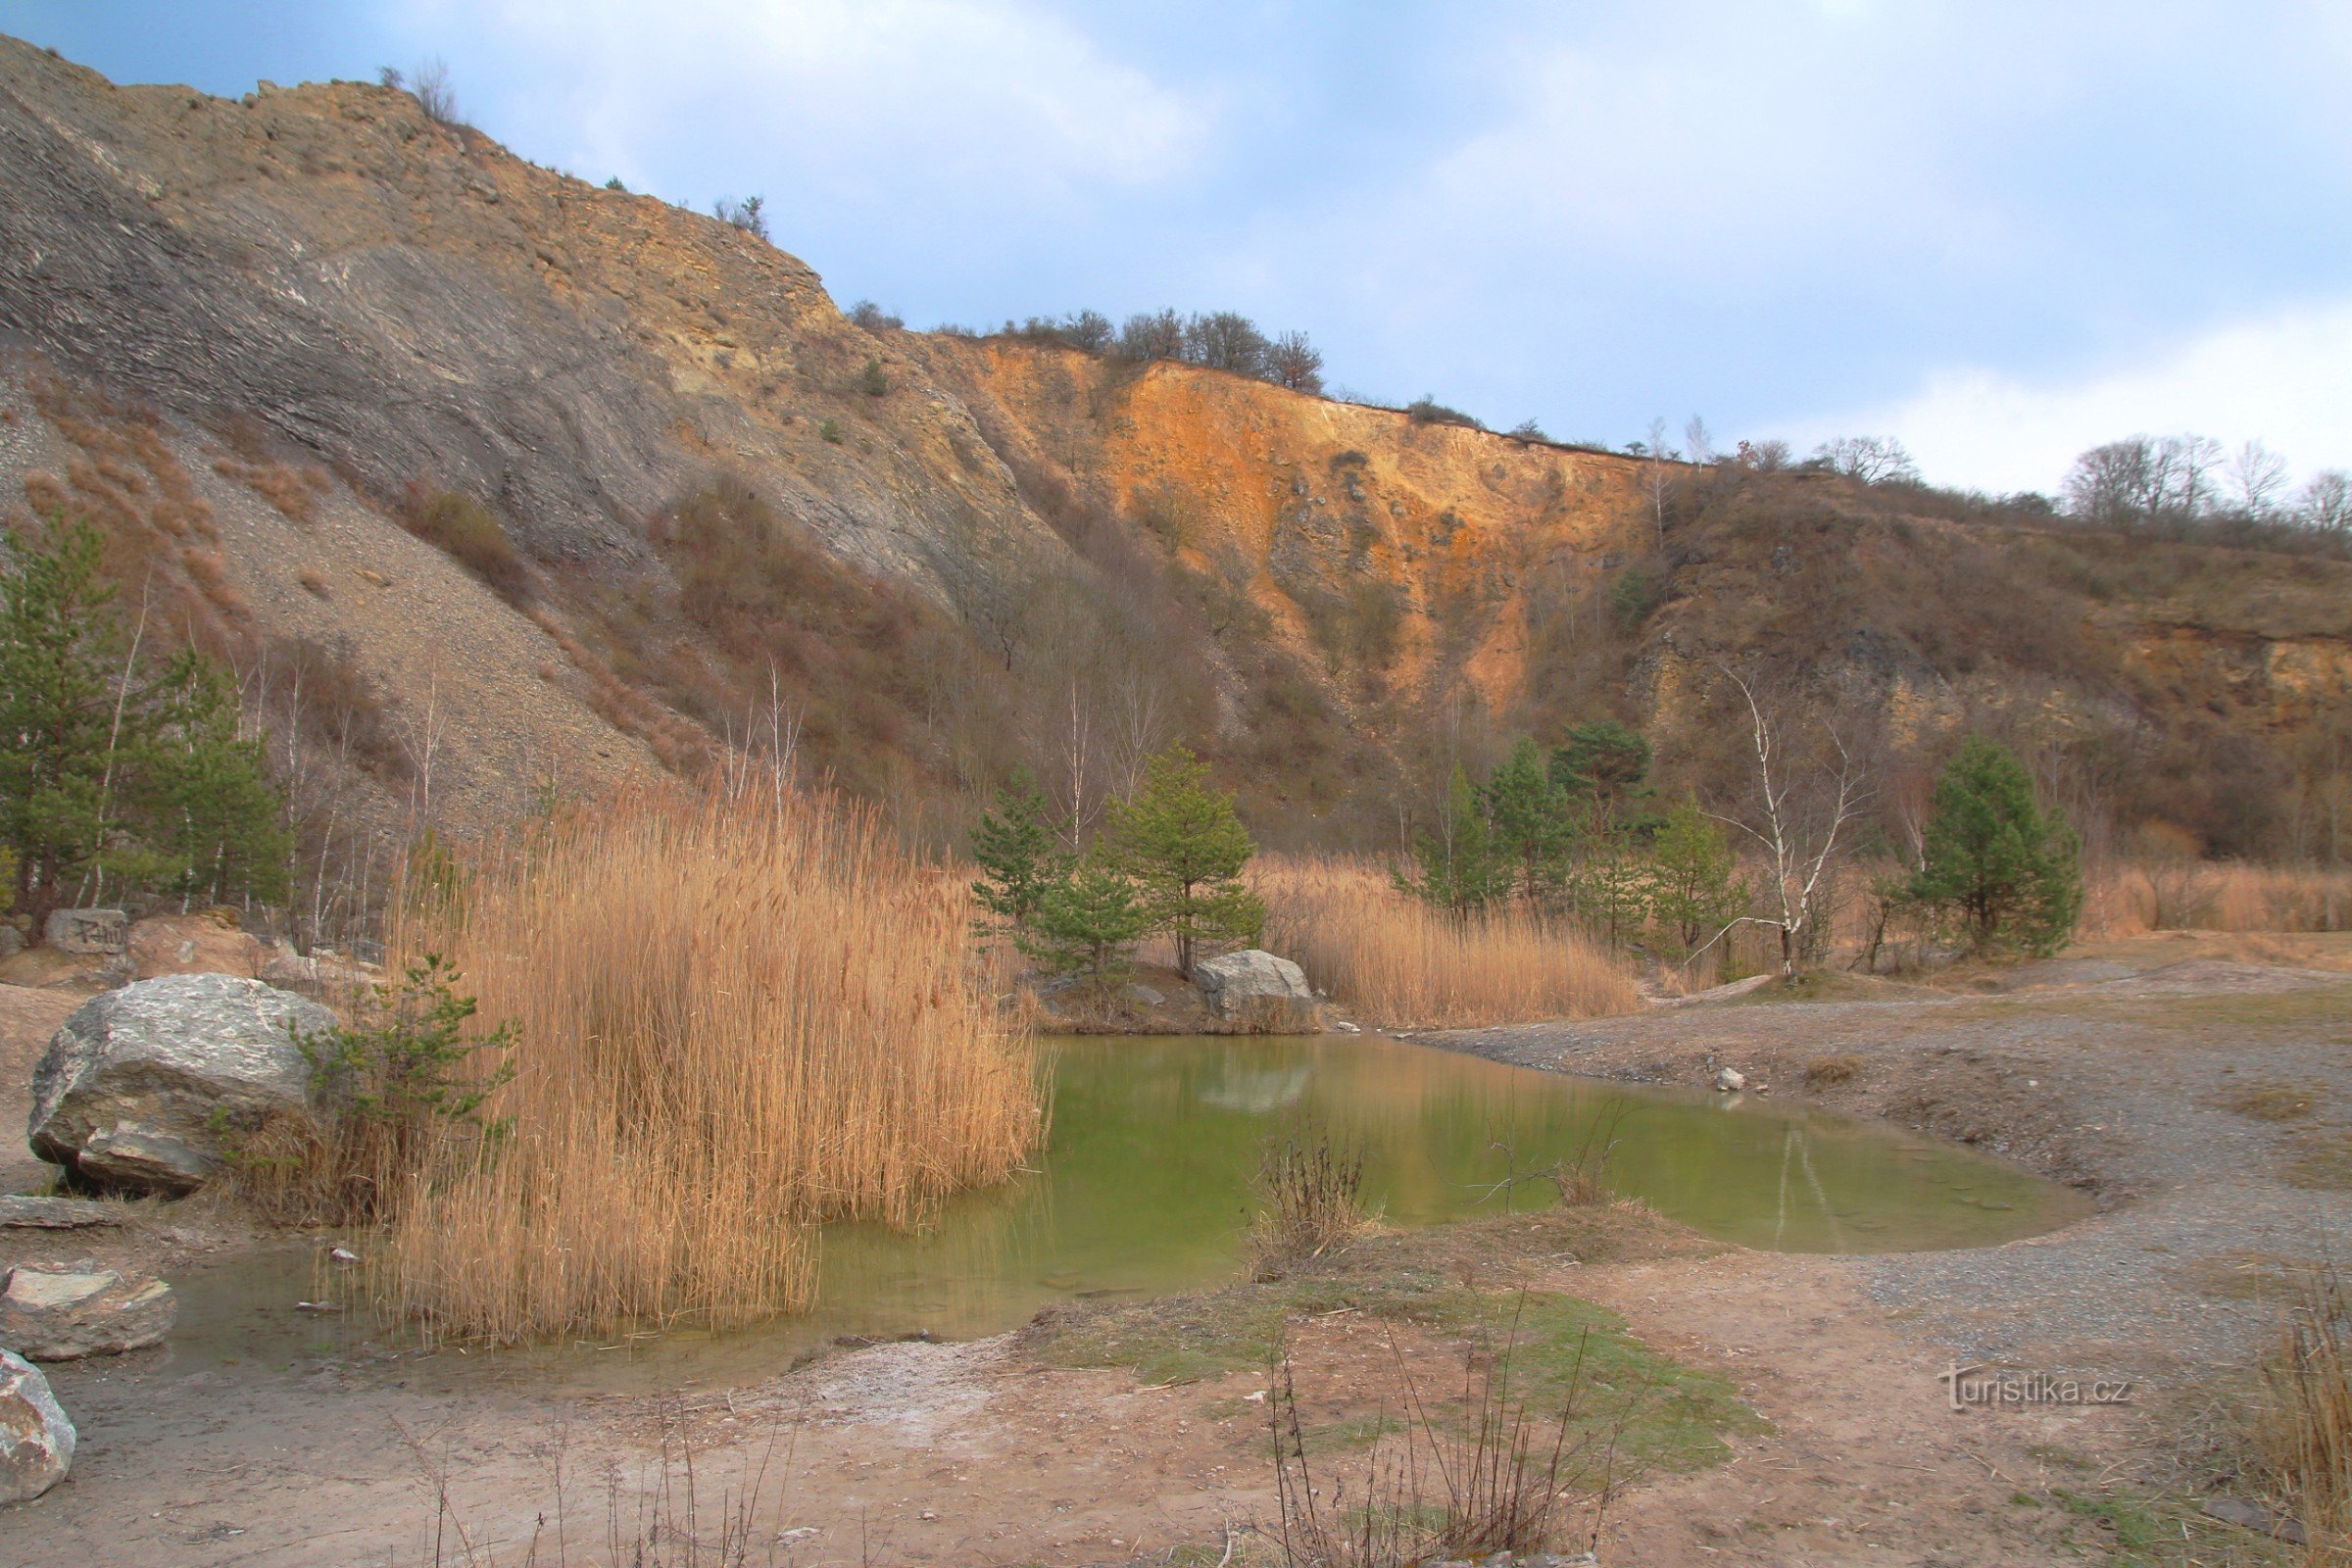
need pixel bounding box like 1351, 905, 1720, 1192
3, 934, 2346, 1566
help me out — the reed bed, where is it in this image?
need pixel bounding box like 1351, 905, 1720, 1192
373, 787, 1041, 1344
1252, 856, 1641, 1028
2082, 859, 2352, 938
2257, 1261, 2352, 1560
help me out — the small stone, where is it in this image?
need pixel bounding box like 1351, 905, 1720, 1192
0, 1196, 121, 1230
1714, 1066, 1747, 1093
0, 1349, 74, 1502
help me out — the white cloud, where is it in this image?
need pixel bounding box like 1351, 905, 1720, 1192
397, 0, 1208, 212
1788, 298, 2352, 495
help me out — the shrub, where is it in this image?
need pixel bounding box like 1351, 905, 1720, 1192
847, 300, 904, 332
1247, 1135, 1363, 1280
399, 489, 529, 605
818, 417, 844, 444
409, 57, 464, 128
712, 194, 769, 241
1406, 396, 1483, 429
858, 357, 890, 397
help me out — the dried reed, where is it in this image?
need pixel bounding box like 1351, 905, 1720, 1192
371, 786, 1041, 1343
1252, 855, 1641, 1027
2258, 1260, 2352, 1559
1250, 1135, 1366, 1280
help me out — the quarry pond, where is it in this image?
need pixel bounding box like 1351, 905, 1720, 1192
169, 1032, 2088, 1396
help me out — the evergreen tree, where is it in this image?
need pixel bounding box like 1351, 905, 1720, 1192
1907, 737, 2082, 956
1102, 745, 1264, 978
1396, 763, 1506, 914
1647, 796, 1749, 950
0, 518, 289, 923
1549, 719, 1653, 830
1568, 828, 1653, 945
1020, 858, 1150, 993
969, 770, 1068, 932
1481, 736, 1575, 906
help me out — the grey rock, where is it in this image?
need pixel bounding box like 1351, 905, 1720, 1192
0, 1196, 121, 1229
1126, 983, 1165, 1006
28, 973, 337, 1194
1713, 1066, 1748, 1093
2202, 1496, 2305, 1544
0, 1349, 74, 1503
0, 925, 21, 959
0, 1265, 177, 1359
43, 907, 126, 956
1193, 950, 1316, 1021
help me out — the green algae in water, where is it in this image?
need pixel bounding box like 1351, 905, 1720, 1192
168, 1032, 2085, 1394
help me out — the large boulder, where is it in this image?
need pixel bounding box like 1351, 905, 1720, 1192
0, 1349, 74, 1503
0, 1265, 176, 1359
28, 973, 337, 1194
125, 911, 266, 981
1194, 950, 1319, 1028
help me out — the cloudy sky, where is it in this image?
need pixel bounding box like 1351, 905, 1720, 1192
13, 1, 2350, 495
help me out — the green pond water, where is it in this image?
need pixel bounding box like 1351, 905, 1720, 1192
172, 1033, 2086, 1394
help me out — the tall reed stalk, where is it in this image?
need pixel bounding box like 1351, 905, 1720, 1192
1253, 856, 1641, 1027
372, 787, 1041, 1343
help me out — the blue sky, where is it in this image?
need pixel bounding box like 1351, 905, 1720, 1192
10, 1, 2350, 494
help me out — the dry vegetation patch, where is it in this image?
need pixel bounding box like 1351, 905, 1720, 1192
348, 786, 1042, 1343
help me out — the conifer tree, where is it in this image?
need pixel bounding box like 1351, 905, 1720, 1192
1397, 763, 1506, 914
1648, 796, 1749, 950
1907, 737, 2082, 956
1020, 857, 1150, 994
969, 770, 1068, 932
1549, 719, 1653, 830
1481, 736, 1575, 906
1102, 745, 1262, 977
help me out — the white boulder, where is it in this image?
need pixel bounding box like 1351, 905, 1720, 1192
1194, 950, 1318, 1026
0, 1266, 177, 1360
28, 973, 337, 1194
0, 1349, 74, 1503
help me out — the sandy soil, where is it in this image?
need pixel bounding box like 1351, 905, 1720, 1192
2, 935, 2344, 1565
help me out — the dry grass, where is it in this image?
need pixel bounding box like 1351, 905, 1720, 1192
368, 786, 1042, 1343
2254, 1262, 2352, 1559
2083, 860, 2352, 939
2225, 1084, 2322, 1123
1252, 856, 1640, 1028
1802, 1053, 1864, 1089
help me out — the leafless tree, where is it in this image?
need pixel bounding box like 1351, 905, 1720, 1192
2065, 434, 2225, 530
1265, 331, 1324, 393
1813, 435, 1920, 485
411, 57, 462, 127
1700, 666, 1872, 978
1644, 416, 1672, 545
2300, 469, 2352, 533
2229, 439, 2292, 519
1684, 415, 1715, 466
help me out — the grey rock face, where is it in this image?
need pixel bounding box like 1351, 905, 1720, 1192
28, 974, 336, 1193
0, 1349, 74, 1503
43, 907, 126, 956
0, 1196, 121, 1230
0, 1265, 177, 1359
1194, 950, 1318, 1023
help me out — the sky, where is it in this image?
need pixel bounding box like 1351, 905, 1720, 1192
9, 0, 2350, 497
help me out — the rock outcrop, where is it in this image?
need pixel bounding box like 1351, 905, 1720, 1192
28, 973, 336, 1193
42, 908, 126, 956
124, 912, 265, 981
0, 1265, 176, 1359
0, 1349, 74, 1503
1194, 950, 1319, 1028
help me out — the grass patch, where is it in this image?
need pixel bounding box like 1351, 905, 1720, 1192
2283, 1129, 2352, 1192
2049, 1485, 2303, 1566
2223, 1084, 2320, 1122
1802, 1053, 1864, 1088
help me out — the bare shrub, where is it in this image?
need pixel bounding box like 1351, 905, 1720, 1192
410, 57, 463, 128
2253, 1261, 2352, 1555
1250, 1135, 1365, 1280
1803, 1054, 1863, 1089
398, 487, 530, 605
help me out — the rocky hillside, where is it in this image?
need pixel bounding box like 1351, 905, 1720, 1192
2, 34, 2346, 869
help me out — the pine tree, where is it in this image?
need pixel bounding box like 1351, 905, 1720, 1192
0, 518, 290, 923
1907, 737, 2082, 956
1102, 745, 1263, 978
1481, 736, 1575, 906
969, 771, 1067, 933
1549, 719, 1653, 831
1020, 858, 1150, 993
1647, 796, 1748, 950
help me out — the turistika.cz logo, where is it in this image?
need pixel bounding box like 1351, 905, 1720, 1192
1938, 1362, 2134, 1411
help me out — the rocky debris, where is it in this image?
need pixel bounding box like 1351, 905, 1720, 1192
1713, 1066, 1748, 1093
1194, 950, 1317, 1024
0, 1264, 177, 1360
0, 926, 21, 959
0, 1196, 121, 1230
28, 973, 338, 1194
2203, 1496, 2306, 1544
126, 912, 266, 981
43, 907, 126, 956
257, 942, 380, 999
0, 1349, 74, 1503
